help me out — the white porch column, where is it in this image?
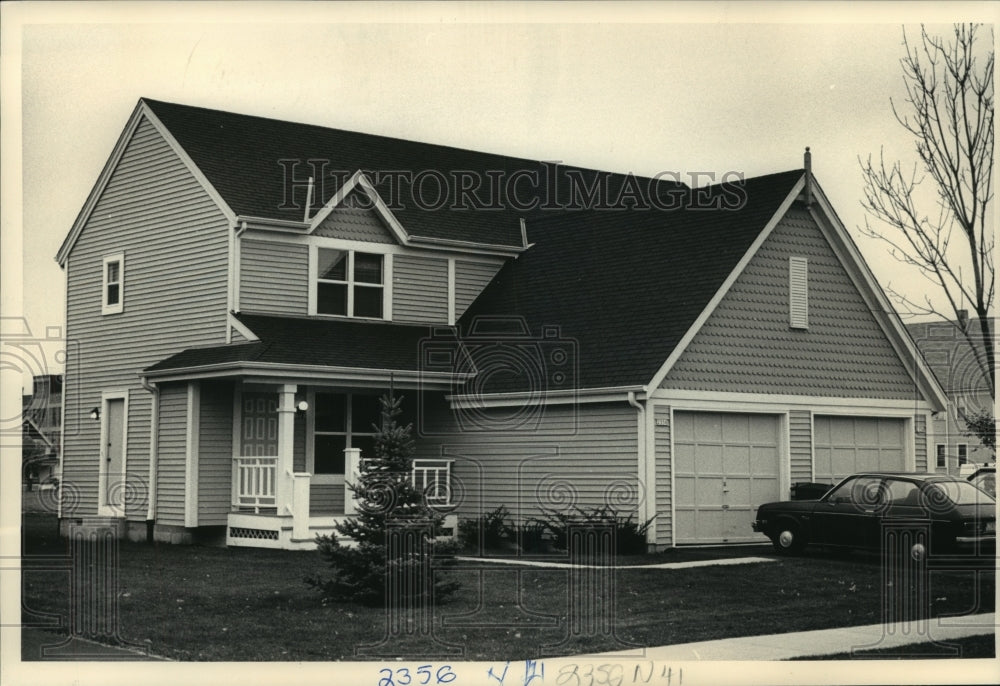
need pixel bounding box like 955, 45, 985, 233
343, 448, 362, 515
276, 384, 297, 516
291, 473, 311, 539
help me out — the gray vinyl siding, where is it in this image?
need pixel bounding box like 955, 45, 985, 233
914, 414, 927, 472
156, 384, 188, 526
454, 259, 505, 318
789, 410, 813, 486
314, 197, 396, 243
61, 115, 229, 520
198, 382, 233, 524
310, 485, 344, 516
662, 207, 919, 399
240, 239, 309, 315
653, 404, 672, 548
393, 255, 449, 323
415, 395, 639, 521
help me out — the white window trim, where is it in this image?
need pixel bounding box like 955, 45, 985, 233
308, 391, 378, 484
98, 389, 129, 516
308, 245, 390, 320
102, 252, 125, 315
789, 255, 808, 329
957, 443, 968, 465
936, 443, 946, 468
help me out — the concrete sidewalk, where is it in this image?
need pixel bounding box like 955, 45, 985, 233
20, 628, 170, 661
456, 555, 775, 570
581, 612, 997, 660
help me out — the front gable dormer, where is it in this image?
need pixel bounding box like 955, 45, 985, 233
237, 174, 506, 327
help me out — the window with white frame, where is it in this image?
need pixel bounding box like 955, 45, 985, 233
936, 443, 946, 468
958, 443, 968, 465
102, 253, 125, 314
312, 392, 381, 475
315, 249, 385, 318
789, 256, 808, 329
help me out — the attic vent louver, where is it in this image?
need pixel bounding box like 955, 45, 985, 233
789, 256, 809, 329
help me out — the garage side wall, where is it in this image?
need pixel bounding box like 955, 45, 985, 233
415, 396, 640, 522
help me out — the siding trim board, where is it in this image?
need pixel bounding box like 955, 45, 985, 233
184, 382, 201, 528
651, 389, 936, 412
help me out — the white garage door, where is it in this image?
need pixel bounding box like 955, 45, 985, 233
813, 416, 905, 484
673, 412, 780, 544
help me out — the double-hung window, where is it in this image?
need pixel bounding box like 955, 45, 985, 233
102, 253, 124, 315
315, 249, 385, 318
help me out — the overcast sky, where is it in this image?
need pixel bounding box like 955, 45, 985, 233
3, 2, 997, 384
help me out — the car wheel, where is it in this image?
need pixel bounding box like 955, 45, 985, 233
771, 522, 806, 554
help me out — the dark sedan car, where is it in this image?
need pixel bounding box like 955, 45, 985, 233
752, 472, 995, 556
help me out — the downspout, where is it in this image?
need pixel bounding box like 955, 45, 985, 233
627, 391, 650, 550
141, 375, 159, 543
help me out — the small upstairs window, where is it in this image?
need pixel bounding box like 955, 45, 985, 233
102, 253, 124, 315
788, 256, 808, 329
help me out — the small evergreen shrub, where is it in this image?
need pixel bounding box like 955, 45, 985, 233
305, 393, 460, 606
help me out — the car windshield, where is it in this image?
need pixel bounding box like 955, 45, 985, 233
925, 479, 996, 506
970, 471, 996, 496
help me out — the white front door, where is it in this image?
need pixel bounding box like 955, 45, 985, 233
673, 411, 781, 544
102, 397, 126, 515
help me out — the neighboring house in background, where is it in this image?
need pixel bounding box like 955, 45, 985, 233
22, 374, 63, 487
55, 99, 946, 550
906, 317, 995, 473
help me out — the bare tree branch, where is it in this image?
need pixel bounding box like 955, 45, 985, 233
861, 23, 995, 398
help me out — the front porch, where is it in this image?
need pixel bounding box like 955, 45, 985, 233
224, 383, 455, 549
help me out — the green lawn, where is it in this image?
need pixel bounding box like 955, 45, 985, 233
21, 513, 995, 661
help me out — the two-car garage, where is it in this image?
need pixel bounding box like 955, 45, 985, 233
670, 410, 909, 545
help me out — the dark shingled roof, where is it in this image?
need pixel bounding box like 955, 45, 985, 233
142, 99, 688, 249
144, 314, 462, 374
458, 170, 805, 392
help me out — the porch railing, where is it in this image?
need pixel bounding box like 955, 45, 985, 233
234, 456, 278, 512
412, 459, 454, 506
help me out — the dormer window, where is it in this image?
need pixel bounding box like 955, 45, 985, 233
102, 253, 124, 315
313, 248, 386, 319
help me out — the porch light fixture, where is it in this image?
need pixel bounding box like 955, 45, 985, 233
89, 407, 100, 421
296, 400, 309, 412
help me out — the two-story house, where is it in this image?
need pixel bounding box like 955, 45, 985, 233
906, 316, 995, 473
56, 99, 946, 549
22, 374, 62, 487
